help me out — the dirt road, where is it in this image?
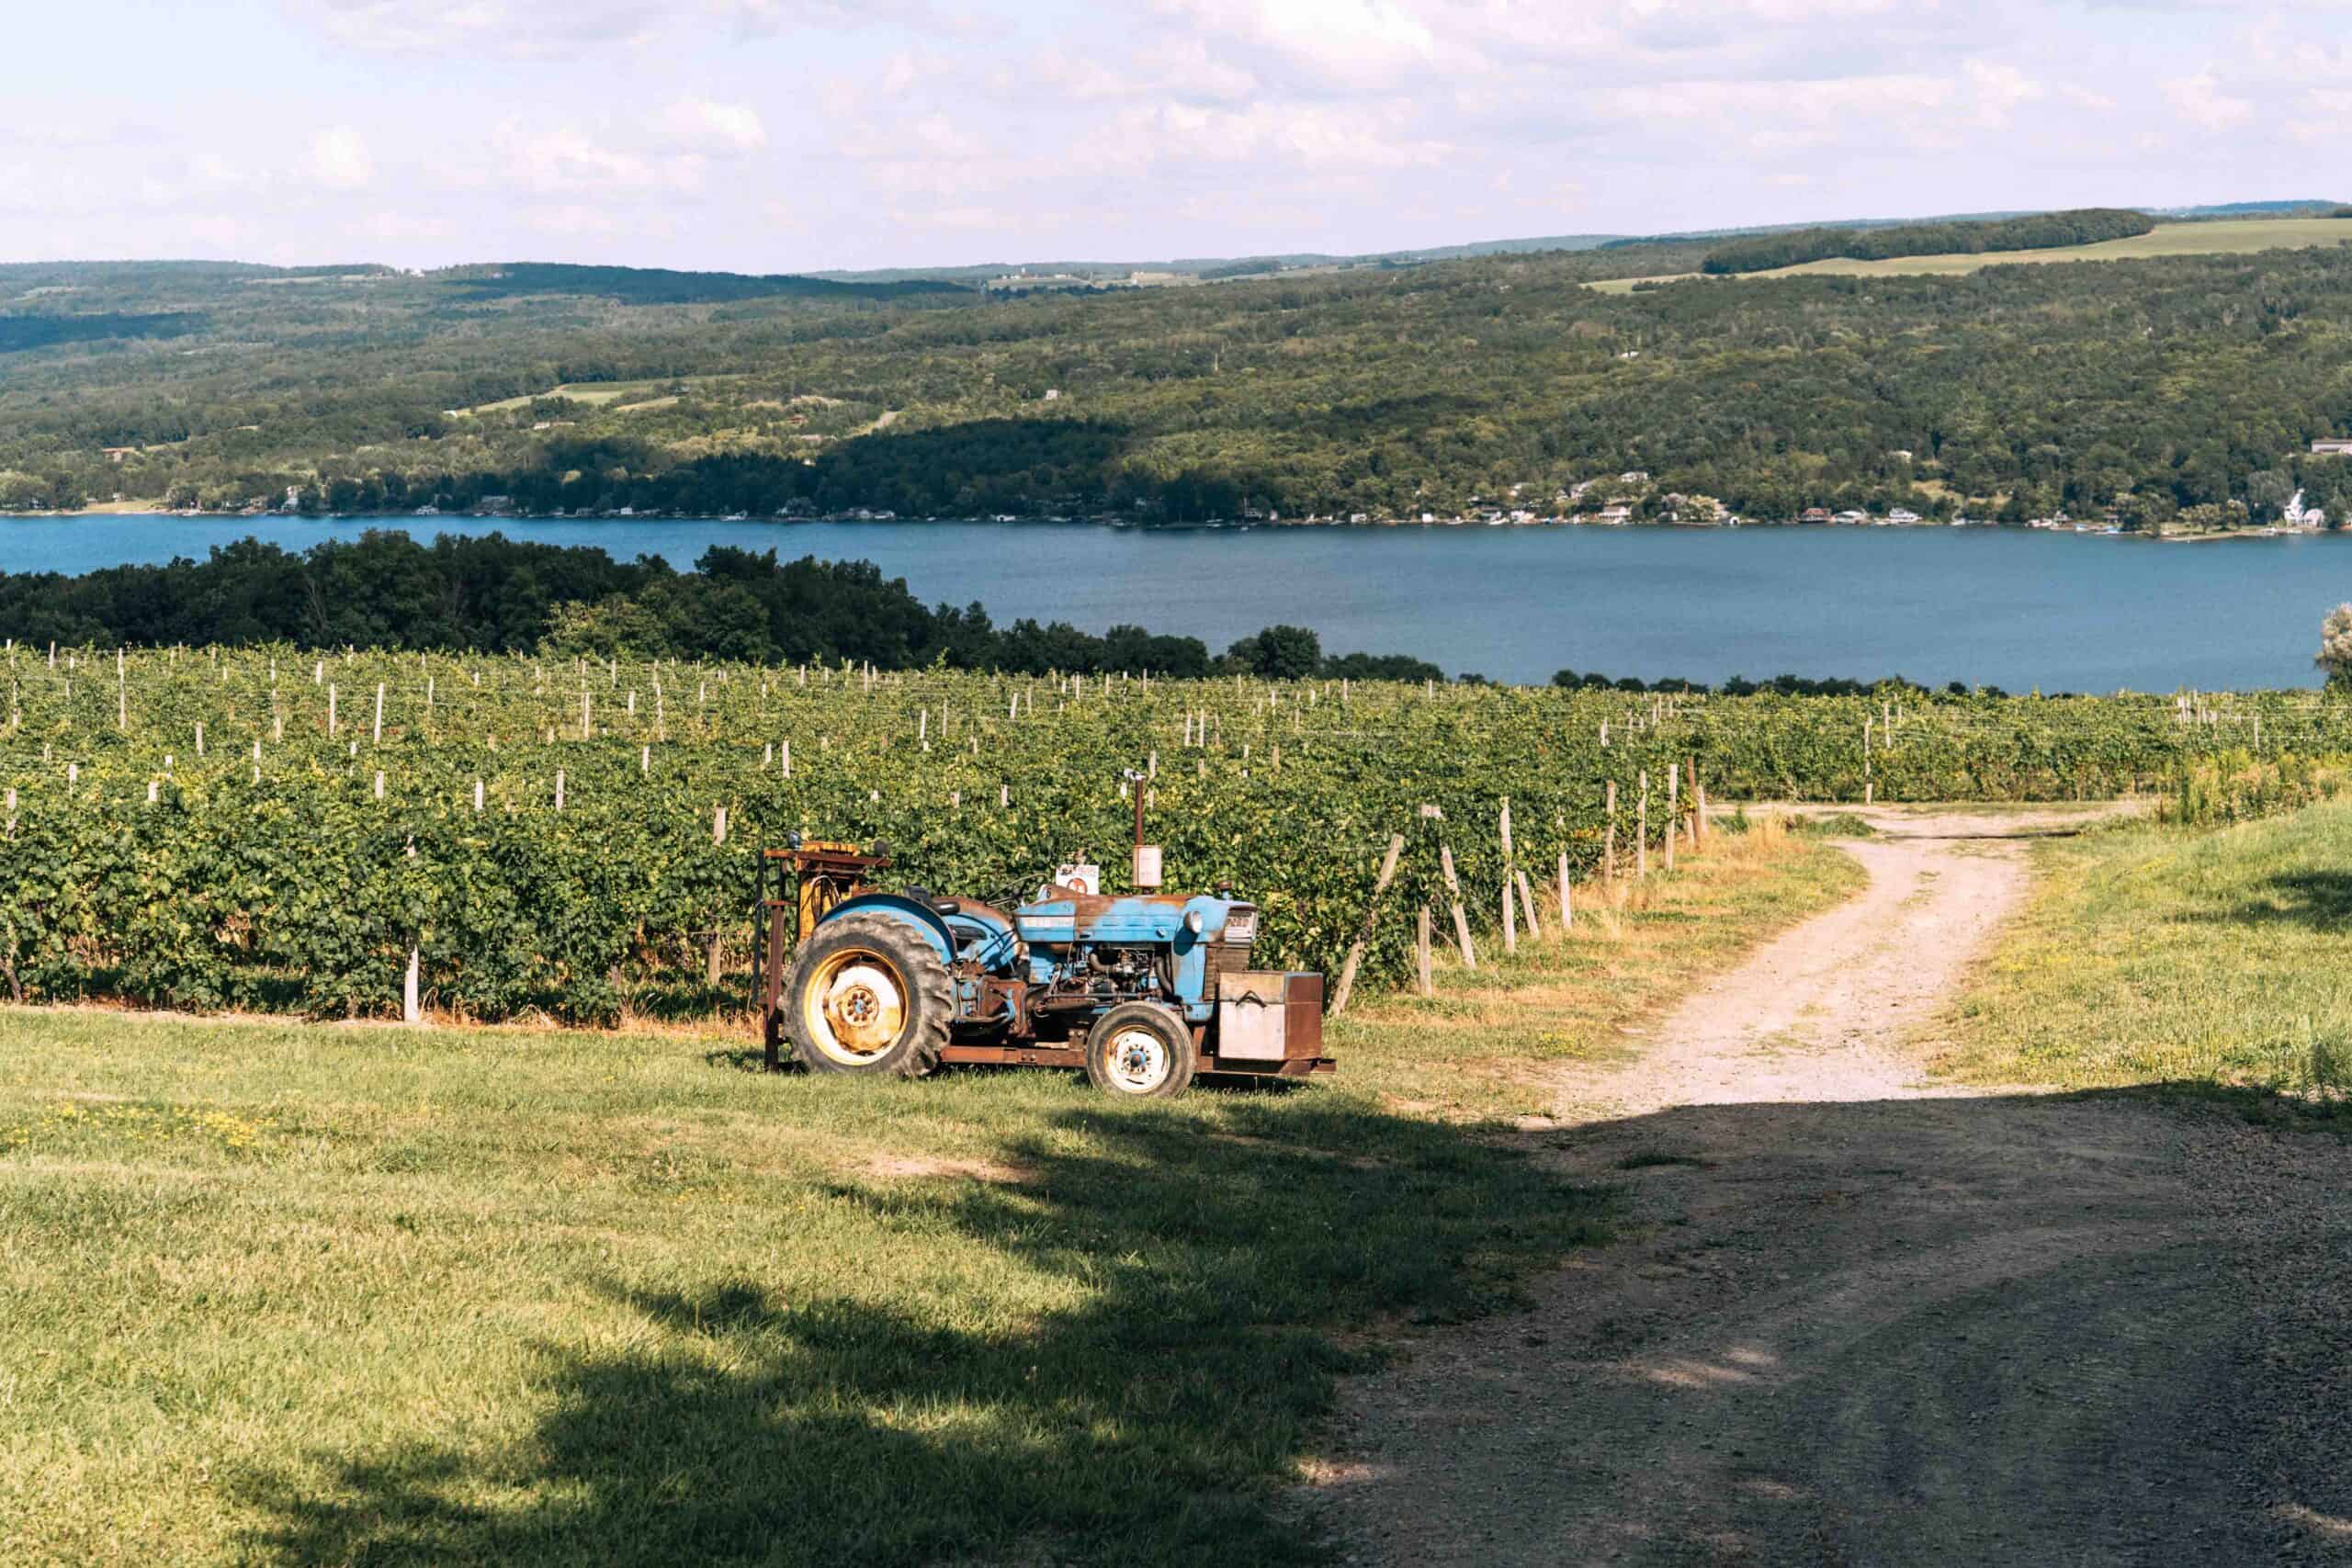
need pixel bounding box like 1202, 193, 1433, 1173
1309, 807, 2352, 1565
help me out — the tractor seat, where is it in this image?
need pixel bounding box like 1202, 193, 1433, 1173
901, 886, 960, 917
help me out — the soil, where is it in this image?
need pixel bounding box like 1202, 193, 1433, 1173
1306, 807, 2352, 1565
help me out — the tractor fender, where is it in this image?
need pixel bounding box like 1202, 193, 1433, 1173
815, 893, 956, 965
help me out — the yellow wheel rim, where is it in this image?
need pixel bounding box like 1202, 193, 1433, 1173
801, 946, 909, 1065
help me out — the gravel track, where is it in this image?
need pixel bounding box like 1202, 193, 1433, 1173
1306, 807, 2352, 1565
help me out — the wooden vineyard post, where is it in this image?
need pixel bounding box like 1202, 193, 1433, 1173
1862, 717, 1872, 803
1438, 840, 1476, 970
1605, 780, 1618, 881
707, 806, 729, 988
1637, 772, 1650, 879
1517, 868, 1541, 940
1690, 755, 1703, 841
403, 946, 421, 1026
1330, 831, 1406, 1017
374, 682, 385, 746
1417, 906, 1434, 997
1558, 850, 1573, 929
1666, 764, 1679, 874
328, 683, 338, 739
1498, 797, 1517, 954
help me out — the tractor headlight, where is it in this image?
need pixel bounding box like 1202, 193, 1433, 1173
1183, 909, 1204, 934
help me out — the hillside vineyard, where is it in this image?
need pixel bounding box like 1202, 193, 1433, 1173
0, 644, 2335, 1022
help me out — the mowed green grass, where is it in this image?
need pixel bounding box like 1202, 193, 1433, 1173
1588, 217, 2352, 293
1937, 801, 2352, 1095
0, 832, 1856, 1566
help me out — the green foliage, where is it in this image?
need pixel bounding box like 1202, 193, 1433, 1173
1699, 209, 2155, 275
2161, 750, 2352, 825
1788, 812, 1876, 836
1225, 624, 1321, 679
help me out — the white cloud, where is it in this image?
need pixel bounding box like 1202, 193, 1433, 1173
298, 0, 663, 56
2161, 71, 2254, 131
491, 122, 679, 195
1961, 61, 2044, 130
648, 98, 767, 154
306, 127, 375, 189
1097, 100, 1452, 175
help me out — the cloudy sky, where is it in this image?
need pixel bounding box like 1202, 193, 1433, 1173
2, 0, 2340, 272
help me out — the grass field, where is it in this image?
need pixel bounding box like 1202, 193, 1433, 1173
457, 380, 698, 416
1935, 801, 2352, 1097
1588, 216, 2352, 293
0, 828, 1855, 1565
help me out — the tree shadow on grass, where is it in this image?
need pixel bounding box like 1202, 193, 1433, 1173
235, 1094, 1613, 1567
2187, 870, 2352, 933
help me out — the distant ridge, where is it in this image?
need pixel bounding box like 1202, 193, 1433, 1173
809, 201, 2347, 284
432, 262, 970, 304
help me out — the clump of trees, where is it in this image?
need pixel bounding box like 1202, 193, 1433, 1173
1553, 669, 1941, 696
1699, 209, 2154, 275
1226, 624, 1442, 682
2316, 604, 2352, 688
0, 531, 1444, 679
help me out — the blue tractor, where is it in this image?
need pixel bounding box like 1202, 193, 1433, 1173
755, 827, 1330, 1098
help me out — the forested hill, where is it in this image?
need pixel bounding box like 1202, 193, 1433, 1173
11, 224, 2352, 529
1698, 209, 2156, 274
436, 263, 970, 305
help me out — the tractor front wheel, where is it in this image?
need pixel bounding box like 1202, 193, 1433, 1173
782, 914, 952, 1077
1083, 1004, 1198, 1099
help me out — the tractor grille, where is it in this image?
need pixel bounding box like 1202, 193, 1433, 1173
1204, 941, 1255, 990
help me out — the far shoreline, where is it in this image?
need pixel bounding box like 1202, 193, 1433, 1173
0, 507, 2340, 544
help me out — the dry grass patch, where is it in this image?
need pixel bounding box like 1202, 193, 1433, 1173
1329, 818, 1864, 1119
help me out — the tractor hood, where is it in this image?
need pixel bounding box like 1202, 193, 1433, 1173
1014, 892, 1254, 950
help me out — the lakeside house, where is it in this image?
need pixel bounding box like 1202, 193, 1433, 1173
2314, 439, 2352, 455
1799, 506, 1830, 524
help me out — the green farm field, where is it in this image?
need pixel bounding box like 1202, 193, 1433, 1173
0, 822, 1853, 1565
1587, 215, 2352, 293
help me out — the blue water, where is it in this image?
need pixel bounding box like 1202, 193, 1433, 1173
3, 514, 2346, 691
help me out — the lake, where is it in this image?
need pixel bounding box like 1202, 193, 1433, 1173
4, 514, 2347, 691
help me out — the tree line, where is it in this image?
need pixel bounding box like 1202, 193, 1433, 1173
1698, 209, 2156, 275
0, 531, 1442, 681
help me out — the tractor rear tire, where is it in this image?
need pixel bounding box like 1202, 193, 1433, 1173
1083, 1003, 1198, 1099
781, 913, 952, 1077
